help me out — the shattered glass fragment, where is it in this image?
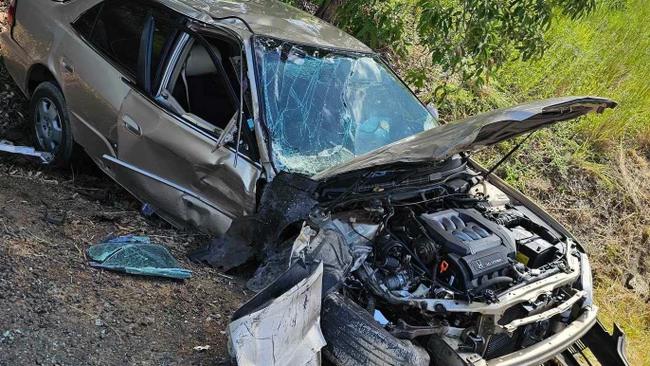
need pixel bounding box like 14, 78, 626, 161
254, 37, 437, 175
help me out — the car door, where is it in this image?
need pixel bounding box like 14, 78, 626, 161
61, 0, 166, 161
103, 25, 262, 235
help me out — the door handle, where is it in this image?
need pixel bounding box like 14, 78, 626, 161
61, 59, 74, 74
122, 115, 142, 136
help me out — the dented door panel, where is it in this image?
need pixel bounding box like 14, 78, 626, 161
102, 154, 233, 234
113, 89, 260, 234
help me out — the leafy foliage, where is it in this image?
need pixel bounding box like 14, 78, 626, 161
334, 0, 415, 56
296, 0, 596, 86
416, 0, 595, 82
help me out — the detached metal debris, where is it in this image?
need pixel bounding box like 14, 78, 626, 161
228, 262, 326, 366
87, 235, 192, 279
0, 139, 53, 163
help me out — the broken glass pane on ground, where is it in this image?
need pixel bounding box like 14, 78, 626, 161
87, 235, 192, 279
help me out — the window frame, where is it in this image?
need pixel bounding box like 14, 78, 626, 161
70, 0, 183, 87
155, 29, 260, 162
71, 2, 261, 165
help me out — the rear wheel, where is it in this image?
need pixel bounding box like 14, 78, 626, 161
30, 82, 74, 167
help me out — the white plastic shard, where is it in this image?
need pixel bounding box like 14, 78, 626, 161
0, 140, 53, 163
228, 262, 326, 366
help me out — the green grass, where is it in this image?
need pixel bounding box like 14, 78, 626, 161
494, 0, 650, 149
423, 1, 650, 363
489, 2, 650, 364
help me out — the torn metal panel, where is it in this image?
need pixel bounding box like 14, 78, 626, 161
102, 155, 233, 234
0, 140, 53, 163
229, 262, 326, 366
109, 90, 261, 235
247, 213, 378, 292
291, 217, 378, 293
119, 90, 260, 216
190, 171, 318, 270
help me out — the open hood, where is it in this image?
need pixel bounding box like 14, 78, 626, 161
313, 96, 616, 180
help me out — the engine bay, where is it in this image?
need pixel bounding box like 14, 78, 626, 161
298, 156, 592, 362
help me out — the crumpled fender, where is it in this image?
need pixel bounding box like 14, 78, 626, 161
228, 261, 326, 365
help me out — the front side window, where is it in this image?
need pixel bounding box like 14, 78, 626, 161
254, 37, 437, 176
159, 35, 258, 159
72, 0, 181, 78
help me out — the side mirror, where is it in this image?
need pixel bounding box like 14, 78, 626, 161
426, 102, 439, 120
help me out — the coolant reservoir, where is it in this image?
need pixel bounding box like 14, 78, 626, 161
470, 181, 510, 209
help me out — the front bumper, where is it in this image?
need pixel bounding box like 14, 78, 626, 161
486, 307, 630, 366
579, 320, 630, 366
487, 306, 598, 366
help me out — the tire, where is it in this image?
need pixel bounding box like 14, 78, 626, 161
30, 81, 75, 167
321, 293, 430, 366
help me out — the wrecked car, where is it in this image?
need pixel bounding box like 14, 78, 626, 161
1, 0, 630, 365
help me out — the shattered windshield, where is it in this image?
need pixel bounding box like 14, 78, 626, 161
254, 37, 437, 175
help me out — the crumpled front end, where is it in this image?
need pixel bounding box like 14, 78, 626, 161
221, 92, 626, 366
224, 135, 627, 366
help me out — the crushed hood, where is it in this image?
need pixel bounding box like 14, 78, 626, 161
313, 96, 616, 180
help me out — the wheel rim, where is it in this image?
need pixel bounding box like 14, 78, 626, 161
34, 97, 63, 155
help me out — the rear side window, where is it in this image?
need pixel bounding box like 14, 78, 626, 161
72, 4, 101, 39
72, 0, 181, 78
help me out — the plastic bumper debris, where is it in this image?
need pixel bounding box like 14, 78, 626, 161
86, 235, 192, 279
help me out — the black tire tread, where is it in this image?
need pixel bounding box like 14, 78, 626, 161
321, 293, 429, 366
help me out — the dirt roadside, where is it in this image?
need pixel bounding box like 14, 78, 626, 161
0, 57, 248, 366
0, 156, 249, 366
0, 161, 250, 366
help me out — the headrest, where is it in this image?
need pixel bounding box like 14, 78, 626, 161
185, 43, 221, 77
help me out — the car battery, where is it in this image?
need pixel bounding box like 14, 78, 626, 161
516, 237, 557, 268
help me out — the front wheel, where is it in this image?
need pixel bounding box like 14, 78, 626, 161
30, 81, 74, 167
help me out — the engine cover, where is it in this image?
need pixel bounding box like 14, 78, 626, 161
420, 209, 516, 284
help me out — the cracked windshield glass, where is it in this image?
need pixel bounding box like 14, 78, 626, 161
255, 37, 438, 175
